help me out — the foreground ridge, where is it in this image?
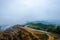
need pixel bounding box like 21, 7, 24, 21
0, 25, 54, 40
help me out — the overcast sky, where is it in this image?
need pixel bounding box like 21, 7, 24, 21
0, 0, 60, 25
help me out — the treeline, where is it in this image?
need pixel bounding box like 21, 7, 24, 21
25, 22, 60, 34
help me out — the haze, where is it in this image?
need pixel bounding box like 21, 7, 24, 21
0, 0, 60, 25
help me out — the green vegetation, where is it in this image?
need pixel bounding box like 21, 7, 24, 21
54, 26, 60, 34
26, 22, 60, 34
39, 34, 48, 40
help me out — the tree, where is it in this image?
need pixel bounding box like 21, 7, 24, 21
55, 26, 60, 34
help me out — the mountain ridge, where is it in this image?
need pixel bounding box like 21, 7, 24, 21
0, 25, 54, 40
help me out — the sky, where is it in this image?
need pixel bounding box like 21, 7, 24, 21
0, 0, 60, 25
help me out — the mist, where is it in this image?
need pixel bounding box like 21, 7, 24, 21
0, 0, 60, 25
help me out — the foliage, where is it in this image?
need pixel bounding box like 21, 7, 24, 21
26, 22, 60, 34
38, 34, 48, 40
54, 26, 60, 34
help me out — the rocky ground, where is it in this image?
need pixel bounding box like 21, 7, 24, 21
0, 25, 54, 40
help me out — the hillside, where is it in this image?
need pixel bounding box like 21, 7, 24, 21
0, 25, 54, 40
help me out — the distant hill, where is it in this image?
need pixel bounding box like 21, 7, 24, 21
27, 20, 60, 25
0, 25, 12, 31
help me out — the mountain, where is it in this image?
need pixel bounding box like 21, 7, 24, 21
0, 25, 13, 31
0, 25, 54, 40
28, 20, 60, 25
